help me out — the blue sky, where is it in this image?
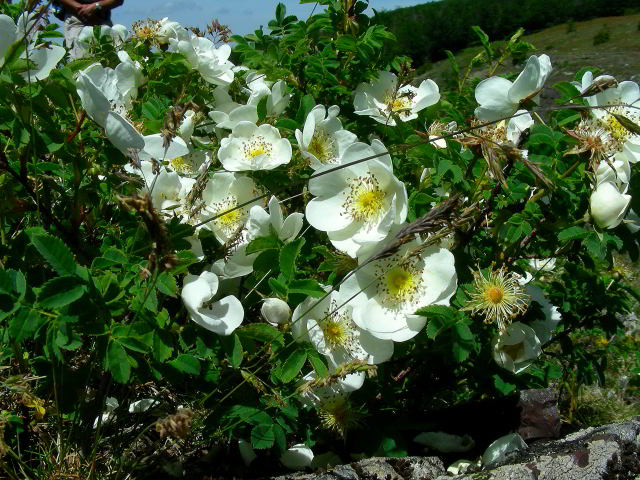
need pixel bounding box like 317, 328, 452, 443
111, 0, 430, 37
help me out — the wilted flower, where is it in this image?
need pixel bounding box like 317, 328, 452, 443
306, 140, 407, 258
462, 267, 529, 332
589, 181, 631, 229
492, 322, 542, 374
218, 121, 292, 171
474, 55, 552, 121
354, 71, 440, 126
181, 271, 244, 335
296, 105, 357, 169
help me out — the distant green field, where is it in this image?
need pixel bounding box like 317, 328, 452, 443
416, 13, 640, 88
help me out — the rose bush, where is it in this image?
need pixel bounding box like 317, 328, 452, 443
0, 1, 639, 477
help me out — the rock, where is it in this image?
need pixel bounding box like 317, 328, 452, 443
271, 419, 640, 480
271, 456, 446, 480
517, 388, 561, 441
435, 418, 640, 480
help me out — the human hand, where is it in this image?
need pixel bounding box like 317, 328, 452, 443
76, 3, 98, 21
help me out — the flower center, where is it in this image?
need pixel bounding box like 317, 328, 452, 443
386, 267, 415, 298
308, 130, 337, 164
502, 342, 525, 361
343, 174, 387, 224
486, 286, 504, 304
374, 255, 425, 310
323, 319, 347, 348
170, 156, 194, 174
207, 195, 248, 240
389, 97, 411, 113
244, 136, 272, 162
605, 114, 629, 142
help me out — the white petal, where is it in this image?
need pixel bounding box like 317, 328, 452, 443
105, 112, 145, 154
280, 444, 314, 470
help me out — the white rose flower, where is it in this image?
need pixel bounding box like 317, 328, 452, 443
492, 322, 542, 374
595, 157, 631, 190
590, 181, 631, 229
207, 87, 258, 132
244, 72, 291, 116
517, 273, 561, 344
76, 68, 145, 154
181, 270, 244, 335
156, 17, 190, 45
115, 51, 147, 104
1, 13, 65, 82
261, 298, 291, 325
218, 121, 292, 171
280, 444, 314, 471
295, 105, 357, 170
340, 239, 457, 342
354, 71, 440, 126
170, 35, 234, 86
128, 398, 159, 413
213, 195, 303, 278
475, 54, 552, 121
200, 172, 265, 244
586, 78, 640, 164
306, 140, 407, 258
292, 288, 394, 365
138, 133, 190, 163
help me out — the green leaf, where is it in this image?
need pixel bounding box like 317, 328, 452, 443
238, 324, 284, 346
268, 277, 288, 297
26, 229, 76, 276
275, 118, 299, 131
296, 94, 315, 125
107, 341, 131, 383
306, 349, 328, 377
170, 354, 201, 375
153, 330, 173, 362
251, 424, 275, 449
493, 374, 516, 395
275, 2, 286, 23
156, 271, 177, 297
280, 237, 305, 283
9, 310, 44, 343
231, 333, 244, 367
257, 95, 268, 122
245, 235, 281, 255
558, 226, 588, 243
471, 25, 493, 59
287, 279, 326, 297
119, 336, 150, 354
445, 50, 460, 79
37, 276, 86, 309
278, 348, 307, 383
582, 232, 607, 260
335, 34, 357, 52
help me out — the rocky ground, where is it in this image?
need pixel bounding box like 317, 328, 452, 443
273, 418, 640, 480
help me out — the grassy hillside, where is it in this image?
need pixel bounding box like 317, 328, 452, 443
416, 14, 640, 89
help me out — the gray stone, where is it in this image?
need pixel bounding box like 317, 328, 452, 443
272, 419, 640, 480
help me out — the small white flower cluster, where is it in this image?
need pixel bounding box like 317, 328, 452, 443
576, 72, 640, 230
